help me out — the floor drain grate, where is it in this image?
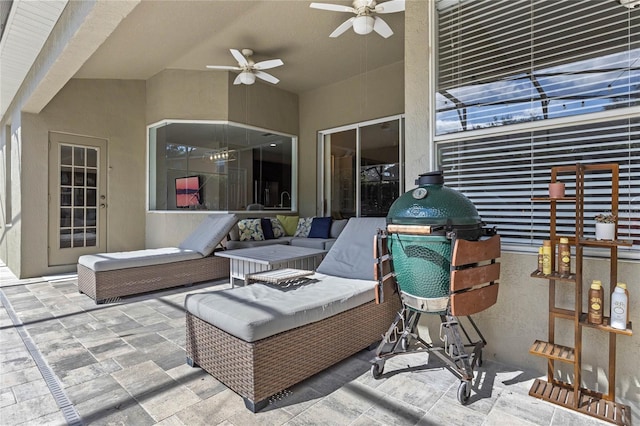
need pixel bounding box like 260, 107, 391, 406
1, 290, 84, 426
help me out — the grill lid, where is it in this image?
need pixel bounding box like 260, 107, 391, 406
387, 171, 482, 233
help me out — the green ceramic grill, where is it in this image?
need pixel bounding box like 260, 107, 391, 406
386, 171, 484, 313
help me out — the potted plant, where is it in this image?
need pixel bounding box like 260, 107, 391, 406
594, 212, 616, 240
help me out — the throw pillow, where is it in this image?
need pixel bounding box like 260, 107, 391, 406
238, 218, 264, 241
260, 218, 275, 240
270, 218, 285, 238
308, 216, 332, 238
276, 215, 299, 236
294, 217, 314, 237
330, 218, 348, 238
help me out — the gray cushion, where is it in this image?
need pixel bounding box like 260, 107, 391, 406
316, 217, 386, 280
290, 237, 334, 250
179, 214, 238, 256
330, 219, 348, 238
184, 273, 376, 342
78, 248, 202, 272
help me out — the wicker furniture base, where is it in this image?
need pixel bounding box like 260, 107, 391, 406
185, 281, 401, 412
78, 255, 229, 304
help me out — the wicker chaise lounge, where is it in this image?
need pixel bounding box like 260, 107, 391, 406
78, 214, 238, 304
184, 217, 402, 412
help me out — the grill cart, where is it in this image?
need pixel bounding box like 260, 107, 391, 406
371, 171, 501, 404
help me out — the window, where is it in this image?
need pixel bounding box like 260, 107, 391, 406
58, 144, 99, 248
148, 121, 296, 212
435, 0, 639, 257
436, 1, 639, 135
437, 118, 640, 255
319, 116, 404, 218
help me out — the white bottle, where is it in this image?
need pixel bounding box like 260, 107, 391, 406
610, 285, 628, 330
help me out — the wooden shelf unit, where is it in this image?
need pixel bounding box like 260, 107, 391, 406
528, 163, 632, 425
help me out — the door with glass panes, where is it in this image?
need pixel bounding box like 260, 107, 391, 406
48, 133, 107, 266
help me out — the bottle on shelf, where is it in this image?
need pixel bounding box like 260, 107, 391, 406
617, 282, 630, 324
537, 246, 544, 274
610, 283, 628, 330
557, 237, 571, 277
542, 240, 552, 275
588, 280, 604, 325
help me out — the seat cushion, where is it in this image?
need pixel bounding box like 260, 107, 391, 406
78, 248, 202, 272
290, 237, 333, 250
330, 219, 348, 238
184, 273, 376, 342
179, 214, 238, 256
316, 217, 386, 281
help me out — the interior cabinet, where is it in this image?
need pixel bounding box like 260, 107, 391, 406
528, 163, 632, 425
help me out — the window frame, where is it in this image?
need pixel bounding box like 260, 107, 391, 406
316, 114, 405, 218
146, 119, 298, 213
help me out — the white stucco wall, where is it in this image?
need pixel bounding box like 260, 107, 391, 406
18, 79, 147, 277
298, 61, 405, 218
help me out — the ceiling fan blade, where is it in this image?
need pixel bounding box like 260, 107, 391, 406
230, 49, 249, 67
233, 73, 244, 85
310, 3, 355, 13
254, 71, 279, 85
375, 0, 405, 14
373, 16, 393, 38
206, 65, 241, 71
330, 17, 355, 38
253, 59, 284, 70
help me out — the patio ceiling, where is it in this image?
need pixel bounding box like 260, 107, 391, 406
0, 0, 66, 117
71, 0, 405, 94
1, 1, 405, 120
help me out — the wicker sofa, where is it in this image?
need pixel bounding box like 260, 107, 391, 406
184, 217, 401, 412
77, 214, 238, 304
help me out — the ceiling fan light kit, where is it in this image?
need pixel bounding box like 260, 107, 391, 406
353, 15, 375, 34
206, 48, 283, 85
310, 0, 405, 38
237, 71, 256, 85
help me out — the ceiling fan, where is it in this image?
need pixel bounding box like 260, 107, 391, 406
310, 0, 405, 38
619, 0, 640, 7
206, 49, 284, 85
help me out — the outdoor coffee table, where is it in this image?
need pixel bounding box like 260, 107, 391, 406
215, 245, 326, 286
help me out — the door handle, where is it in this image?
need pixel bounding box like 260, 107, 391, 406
100, 204, 107, 208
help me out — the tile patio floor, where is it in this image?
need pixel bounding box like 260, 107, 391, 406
1, 261, 637, 425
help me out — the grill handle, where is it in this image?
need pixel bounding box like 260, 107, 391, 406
387, 224, 445, 235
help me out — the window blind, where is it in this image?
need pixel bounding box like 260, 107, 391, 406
436, 0, 639, 135
435, 0, 639, 258
437, 118, 640, 256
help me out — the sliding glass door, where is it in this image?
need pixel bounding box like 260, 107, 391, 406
319, 116, 403, 218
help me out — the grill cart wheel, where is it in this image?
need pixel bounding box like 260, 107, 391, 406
371, 361, 384, 379
457, 381, 471, 405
